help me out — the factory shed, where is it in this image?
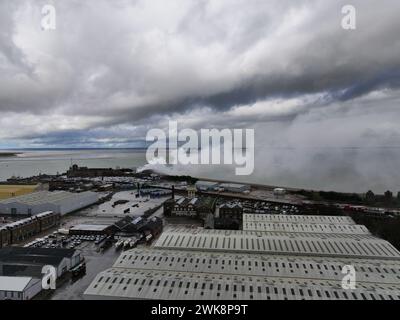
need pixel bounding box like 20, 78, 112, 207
85, 248, 400, 300
154, 227, 400, 259
113, 249, 400, 285
111, 216, 163, 237
85, 268, 400, 300
242, 221, 370, 234
85, 213, 400, 300
0, 247, 83, 278
242, 214, 356, 225
0, 276, 42, 300
0, 191, 99, 216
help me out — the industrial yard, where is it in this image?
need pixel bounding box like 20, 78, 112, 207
1, 167, 400, 301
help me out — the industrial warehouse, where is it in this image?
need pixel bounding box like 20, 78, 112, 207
0, 191, 99, 216
0, 276, 42, 300
0, 247, 83, 300
242, 214, 357, 225
85, 214, 400, 300
153, 228, 398, 259
242, 213, 370, 234
0, 247, 83, 279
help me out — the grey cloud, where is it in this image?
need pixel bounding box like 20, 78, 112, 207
2, 0, 400, 120
1, 0, 400, 192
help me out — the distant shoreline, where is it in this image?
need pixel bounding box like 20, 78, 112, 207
0, 152, 20, 157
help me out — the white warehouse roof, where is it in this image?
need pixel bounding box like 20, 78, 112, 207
154, 227, 400, 259
114, 249, 400, 284
243, 214, 356, 225
0, 191, 99, 215
0, 191, 96, 206
86, 210, 400, 301
242, 221, 370, 234
85, 267, 400, 300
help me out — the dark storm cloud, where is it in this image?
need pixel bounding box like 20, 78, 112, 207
1, 0, 400, 122
1, 0, 400, 192
336, 69, 400, 101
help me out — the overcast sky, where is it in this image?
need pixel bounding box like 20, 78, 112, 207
1, 0, 400, 192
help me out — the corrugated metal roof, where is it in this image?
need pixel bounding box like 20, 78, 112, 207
242, 222, 370, 234
154, 228, 400, 259
84, 268, 400, 300
243, 214, 356, 225
114, 249, 400, 284
85, 214, 400, 300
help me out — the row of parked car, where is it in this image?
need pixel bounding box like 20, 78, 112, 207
24, 232, 63, 248
67, 234, 108, 248
24, 233, 108, 249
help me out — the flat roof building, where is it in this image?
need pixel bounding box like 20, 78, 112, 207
0, 191, 98, 216
69, 224, 112, 235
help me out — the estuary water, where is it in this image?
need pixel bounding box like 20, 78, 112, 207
0, 149, 147, 181
1, 147, 400, 194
